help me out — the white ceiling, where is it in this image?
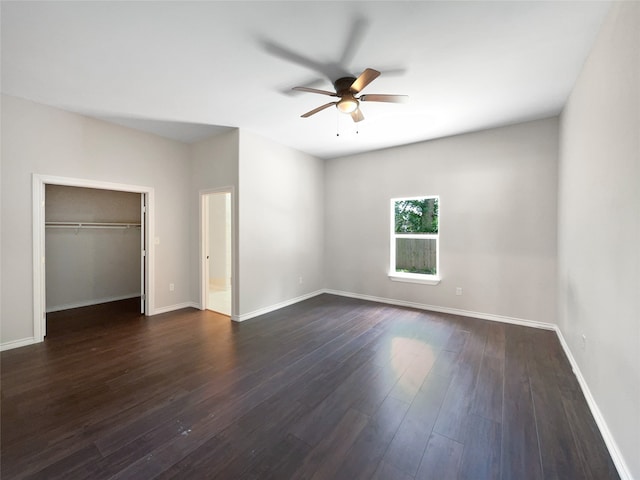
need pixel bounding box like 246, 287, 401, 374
1, 1, 611, 159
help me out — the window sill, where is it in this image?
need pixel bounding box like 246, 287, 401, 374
388, 273, 441, 285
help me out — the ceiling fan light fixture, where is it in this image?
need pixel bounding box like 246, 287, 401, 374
336, 95, 359, 114
294, 68, 405, 122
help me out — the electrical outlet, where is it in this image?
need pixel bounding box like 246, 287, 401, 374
298, 276, 303, 285
456, 287, 463, 296
169, 283, 175, 292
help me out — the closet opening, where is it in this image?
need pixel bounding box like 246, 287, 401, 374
32, 175, 154, 342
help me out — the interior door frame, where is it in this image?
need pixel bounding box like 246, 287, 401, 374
32, 174, 155, 342
199, 187, 235, 317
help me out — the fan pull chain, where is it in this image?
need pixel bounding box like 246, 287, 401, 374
334, 111, 361, 136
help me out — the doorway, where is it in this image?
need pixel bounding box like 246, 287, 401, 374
32, 175, 154, 343
201, 190, 232, 316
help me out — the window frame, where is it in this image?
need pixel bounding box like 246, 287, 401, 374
389, 195, 441, 285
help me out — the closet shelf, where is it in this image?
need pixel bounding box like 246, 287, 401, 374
45, 222, 141, 230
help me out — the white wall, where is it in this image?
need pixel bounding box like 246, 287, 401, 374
325, 118, 559, 325
45, 185, 141, 311
1, 95, 192, 344
208, 193, 229, 285
558, 2, 640, 478
238, 130, 324, 318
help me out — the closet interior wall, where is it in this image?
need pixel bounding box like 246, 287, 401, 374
45, 185, 142, 313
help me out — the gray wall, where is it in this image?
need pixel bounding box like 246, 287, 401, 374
325, 118, 559, 325
558, 2, 640, 477
1, 95, 192, 343
238, 130, 325, 317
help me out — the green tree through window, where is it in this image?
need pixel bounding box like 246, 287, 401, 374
395, 198, 438, 234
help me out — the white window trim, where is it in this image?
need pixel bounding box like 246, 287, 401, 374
389, 196, 440, 285
389, 272, 441, 285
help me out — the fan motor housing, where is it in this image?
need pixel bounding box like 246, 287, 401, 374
334, 77, 357, 94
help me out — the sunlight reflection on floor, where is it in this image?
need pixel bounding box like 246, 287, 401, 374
390, 337, 437, 395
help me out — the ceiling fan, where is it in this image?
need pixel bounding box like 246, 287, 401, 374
293, 68, 407, 123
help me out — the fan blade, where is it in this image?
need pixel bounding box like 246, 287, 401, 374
360, 94, 408, 103
350, 68, 380, 93
301, 102, 337, 118
351, 108, 365, 123
292, 86, 338, 96
339, 16, 369, 66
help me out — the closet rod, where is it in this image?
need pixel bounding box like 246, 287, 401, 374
45, 222, 141, 230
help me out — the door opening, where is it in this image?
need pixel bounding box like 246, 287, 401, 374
44, 185, 145, 320
201, 190, 232, 316
32, 174, 154, 343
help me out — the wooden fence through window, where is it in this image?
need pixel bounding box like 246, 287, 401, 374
396, 238, 436, 272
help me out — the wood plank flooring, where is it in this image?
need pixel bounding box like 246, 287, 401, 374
1, 294, 620, 479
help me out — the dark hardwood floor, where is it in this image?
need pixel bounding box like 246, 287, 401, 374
1, 294, 619, 479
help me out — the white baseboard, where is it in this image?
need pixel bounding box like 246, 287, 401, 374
233, 290, 325, 322
554, 328, 633, 480
46, 294, 140, 313
152, 302, 200, 315
323, 289, 556, 331
1, 337, 36, 351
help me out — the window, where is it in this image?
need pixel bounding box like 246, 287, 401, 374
389, 196, 440, 285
